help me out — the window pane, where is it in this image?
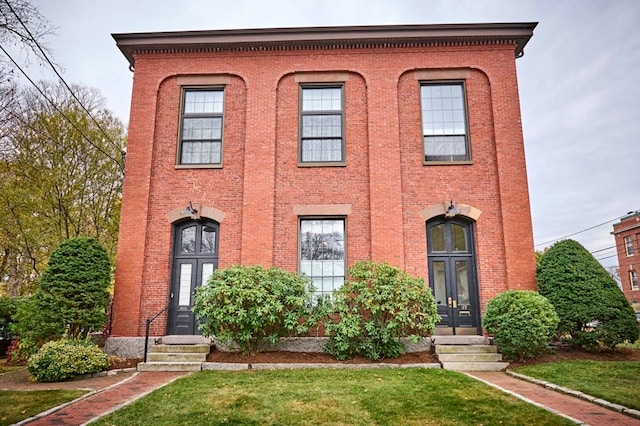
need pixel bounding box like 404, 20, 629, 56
302, 115, 342, 137
301, 139, 342, 162
181, 226, 196, 253
424, 135, 467, 160
302, 87, 341, 111
183, 117, 222, 140
432, 261, 446, 306
181, 141, 221, 164
451, 224, 467, 252
201, 226, 216, 253
178, 263, 192, 306
430, 224, 445, 252
202, 263, 214, 286
456, 261, 470, 307
184, 90, 223, 113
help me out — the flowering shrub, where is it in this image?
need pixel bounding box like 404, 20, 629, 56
27, 339, 110, 382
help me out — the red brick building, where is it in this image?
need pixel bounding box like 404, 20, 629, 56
108, 23, 537, 354
612, 211, 640, 309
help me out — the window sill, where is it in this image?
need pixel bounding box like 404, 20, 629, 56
298, 162, 346, 168
423, 160, 473, 166
175, 164, 223, 169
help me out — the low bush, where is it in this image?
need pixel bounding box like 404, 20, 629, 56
192, 265, 317, 355
27, 339, 110, 382
483, 290, 559, 360
325, 261, 439, 361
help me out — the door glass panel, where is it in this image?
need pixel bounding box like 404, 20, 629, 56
451, 224, 467, 252
455, 261, 470, 308
178, 263, 192, 306
433, 261, 447, 306
430, 224, 445, 252
201, 226, 216, 253
202, 263, 214, 286
181, 226, 196, 253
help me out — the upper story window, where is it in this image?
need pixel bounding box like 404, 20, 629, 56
420, 82, 470, 163
624, 236, 634, 256
179, 88, 224, 165
299, 218, 345, 300
300, 86, 344, 164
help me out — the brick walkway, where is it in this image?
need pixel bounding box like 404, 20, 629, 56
468, 371, 640, 426
23, 372, 188, 426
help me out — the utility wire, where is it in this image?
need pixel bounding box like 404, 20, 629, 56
534, 215, 625, 248
0, 44, 125, 174
3, 0, 124, 155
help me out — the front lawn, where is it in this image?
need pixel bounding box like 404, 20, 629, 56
93, 368, 573, 426
514, 360, 640, 410
0, 389, 86, 425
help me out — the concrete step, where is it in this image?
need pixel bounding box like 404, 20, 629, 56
149, 344, 211, 353
160, 335, 212, 345
437, 353, 503, 362
137, 362, 203, 372
435, 345, 497, 354
147, 352, 208, 362
441, 361, 509, 371
432, 336, 487, 345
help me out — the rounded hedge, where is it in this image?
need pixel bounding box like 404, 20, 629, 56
27, 339, 110, 382
537, 239, 639, 349
483, 290, 559, 361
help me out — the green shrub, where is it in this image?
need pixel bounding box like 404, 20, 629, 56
192, 265, 317, 355
482, 290, 559, 360
27, 339, 110, 382
537, 239, 639, 349
325, 261, 439, 361
12, 237, 112, 355
0, 296, 20, 340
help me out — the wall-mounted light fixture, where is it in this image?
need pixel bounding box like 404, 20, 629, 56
444, 200, 460, 219
181, 201, 199, 219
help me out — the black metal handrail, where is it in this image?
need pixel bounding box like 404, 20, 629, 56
143, 303, 170, 363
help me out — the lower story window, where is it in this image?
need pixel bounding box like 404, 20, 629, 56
299, 218, 345, 300
631, 270, 639, 291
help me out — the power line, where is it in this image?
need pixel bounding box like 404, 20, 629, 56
534, 215, 625, 248
3, 0, 124, 156
0, 44, 124, 174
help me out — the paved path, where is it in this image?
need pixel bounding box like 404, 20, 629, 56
468, 371, 640, 426
9, 367, 640, 425
21, 372, 187, 426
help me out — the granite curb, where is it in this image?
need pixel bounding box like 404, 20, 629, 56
506, 370, 640, 420
201, 362, 442, 370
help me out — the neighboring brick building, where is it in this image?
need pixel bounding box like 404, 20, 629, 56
612, 211, 640, 309
108, 23, 537, 354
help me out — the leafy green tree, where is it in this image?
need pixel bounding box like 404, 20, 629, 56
325, 261, 439, 361
537, 239, 639, 349
0, 82, 125, 295
13, 237, 112, 354
483, 290, 559, 360
193, 266, 317, 355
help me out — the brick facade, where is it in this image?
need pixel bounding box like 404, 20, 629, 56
110, 23, 537, 338
612, 211, 640, 307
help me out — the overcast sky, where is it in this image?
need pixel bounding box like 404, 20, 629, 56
12, 0, 640, 268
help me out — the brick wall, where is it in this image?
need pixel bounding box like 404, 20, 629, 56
110, 43, 536, 336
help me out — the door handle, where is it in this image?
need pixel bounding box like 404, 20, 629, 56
448, 297, 452, 308
453, 299, 457, 309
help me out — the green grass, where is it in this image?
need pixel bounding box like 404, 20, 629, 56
93, 368, 574, 426
514, 360, 640, 410
0, 389, 86, 425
